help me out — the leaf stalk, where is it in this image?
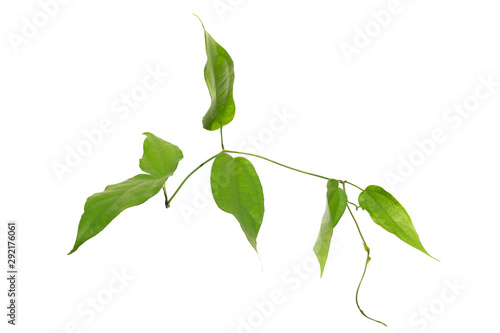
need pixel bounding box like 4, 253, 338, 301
220, 126, 225, 150
162, 185, 170, 208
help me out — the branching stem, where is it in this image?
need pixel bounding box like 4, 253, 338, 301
347, 200, 363, 211
167, 151, 368, 220
167, 153, 219, 206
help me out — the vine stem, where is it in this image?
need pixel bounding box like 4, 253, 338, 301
223, 150, 331, 181
347, 200, 362, 211
167, 150, 366, 212
343, 182, 387, 327
345, 181, 364, 191
220, 126, 225, 150
167, 150, 332, 207
167, 153, 219, 206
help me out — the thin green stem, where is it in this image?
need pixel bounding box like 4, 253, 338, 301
162, 185, 169, 208
220, 127, 225, 150
347, 200, 363, 211
345, 189, 368, 247
345, 181, 364, 191
223, 150, 331, 181
356, 253, 387, 327
167, 153, 219, 206
343, 182, 387, 327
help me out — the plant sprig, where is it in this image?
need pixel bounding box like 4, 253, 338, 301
68, 17, 437, 327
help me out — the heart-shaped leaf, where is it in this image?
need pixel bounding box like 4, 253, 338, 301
313, 179, 348, 277
359, 185, 436, 259
210, 152, 264, 251
196, 17, 236, 131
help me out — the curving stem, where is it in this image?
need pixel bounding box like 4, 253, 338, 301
343, 182, 387, 327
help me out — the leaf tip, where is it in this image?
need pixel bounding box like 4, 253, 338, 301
192, 14, 205, 29
314, 251, 326, 278
427, 252, 440, 262
419, 245, 439, 261
67, 245, 78, 255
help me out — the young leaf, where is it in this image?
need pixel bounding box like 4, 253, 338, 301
210, 152, 264, 251
196, 16, 236, 131
313, 179, 348, 277
358, 185, 436, 259
139, 132, 183, 179
69, 133, 183, 254
68, 174, 167, 254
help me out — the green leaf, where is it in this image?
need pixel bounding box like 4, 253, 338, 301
210, 152, 264, 251
139, 132, 183, 179
358, 185, 436, 259
68, 174, 166, 254
196, 16, 236, 131
313, 179, 348, 277
69, 133, 183, 254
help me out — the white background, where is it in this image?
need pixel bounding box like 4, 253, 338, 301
1, 0, 499, 332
